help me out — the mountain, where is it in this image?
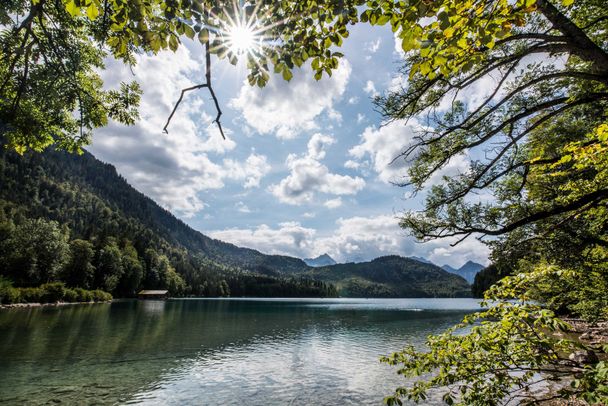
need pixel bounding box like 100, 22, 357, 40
443, 261, 485, 284
306, 256, 471, 298
0, 146, 338, 298
0, 146, 309, 274
409, 256, 433, 264
0, 145, 472, 298
303, 254, 337, 267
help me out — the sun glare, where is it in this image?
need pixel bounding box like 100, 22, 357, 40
227, 24, 256, 55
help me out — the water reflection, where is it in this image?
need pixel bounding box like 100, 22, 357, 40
0, 298, 482, 405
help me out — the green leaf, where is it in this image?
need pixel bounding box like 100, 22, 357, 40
86, 3, 99, 20
65, 0, 80, 16
282, 68, 293, 81
198, 28, 209, 45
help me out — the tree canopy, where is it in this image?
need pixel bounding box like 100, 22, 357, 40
372, 0, 608, 403
1, 0, 552, 152
1, 0, 367, 151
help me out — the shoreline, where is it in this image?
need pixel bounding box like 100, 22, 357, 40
0, 301, 112, 310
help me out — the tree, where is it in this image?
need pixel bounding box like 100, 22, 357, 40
162, 260, 186, 296
370, 0, 608, 403
63, 239, 95, 288
116, 241, 144, 297
1, 217, 70, 285
383, 267, 608, 405
94, 239, 123, 292
1, 0, 365, 152
373, 0, 607, 243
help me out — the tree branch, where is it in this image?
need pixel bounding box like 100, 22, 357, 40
536, 0, 608, 73
163, 40, 225, 139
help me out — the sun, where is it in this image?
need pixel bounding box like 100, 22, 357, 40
227, 24, 256, 55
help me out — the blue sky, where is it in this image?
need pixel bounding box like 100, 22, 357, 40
89, 22, 490, 268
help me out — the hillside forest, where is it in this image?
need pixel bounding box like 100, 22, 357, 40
1, 0, 607, 404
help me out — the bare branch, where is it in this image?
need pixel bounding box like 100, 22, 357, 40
163, 40, 225, 139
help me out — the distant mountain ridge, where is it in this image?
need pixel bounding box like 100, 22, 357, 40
304, 254, 337, 267
442, 261, 485, 284
306, 255, 471, 298
0, 146, 473, 297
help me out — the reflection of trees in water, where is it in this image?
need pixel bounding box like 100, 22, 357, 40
0, 300, 472, 404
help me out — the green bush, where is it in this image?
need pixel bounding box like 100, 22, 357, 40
0, 276, 13, 304
1, 287, 21, 304
91, 290, 112, 302
0, 282, 110, 305
74, 288, 93, 302
40, 282, 67, 303
20, 287, 43, 303
63, 288, 78, 303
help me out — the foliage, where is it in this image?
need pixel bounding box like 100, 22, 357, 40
374, 0, 608, 403
471, 264, 512, 298
382, 265, 608, 405
0, 217, 70, 286
307, 256, 471, 298
375, 0, 608, 242
0, 144, 340, 298
40, 282, 67, 302
95, 240, 124, 293
0, 0, 142, 152
63, 239, 95, 289
0, 0, 371, 151
0, 0, 567, 153
0, 280, 111, 304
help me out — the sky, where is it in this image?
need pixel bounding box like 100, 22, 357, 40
88, 21, 491, 269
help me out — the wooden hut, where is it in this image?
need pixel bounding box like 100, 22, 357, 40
137, 290, 169, 300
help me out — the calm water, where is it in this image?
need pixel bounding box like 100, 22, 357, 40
0, 298, 482, 405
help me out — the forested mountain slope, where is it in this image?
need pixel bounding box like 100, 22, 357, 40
0, 146, 335, 298
0, 146, 471, 298
0, 146, 308, 273
306, 256, 471, 298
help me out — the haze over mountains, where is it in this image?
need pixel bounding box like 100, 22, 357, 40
303, 254, 337, 267
443, 261, 485, 284
304, 254, 484, 285
0, 146, 474, 298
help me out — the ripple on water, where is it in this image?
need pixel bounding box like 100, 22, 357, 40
0, 298, 480, 405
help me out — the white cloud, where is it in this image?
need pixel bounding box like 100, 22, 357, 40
349, 120, 416, 184
348, 96, 359, 105
209, 222, 317, 259
363, 80, 379, 97
324, 198, 343, 209
91, 47, 224, 217
235, 201, 252, 213
356, 113, 366, 124
223, 152, 272, 189
210, 214, 490, 265
349, 120, 470, 186
90, 45, 272, 218
269, 133, 365, 205
344, 160, 361, 170
366, 38, 382, 54
307, 133, 335, 160
230, 60, 351, 139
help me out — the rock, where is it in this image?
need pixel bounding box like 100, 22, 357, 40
568, 350, 599, 365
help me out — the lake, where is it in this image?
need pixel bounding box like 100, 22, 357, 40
0, 298, 483, 405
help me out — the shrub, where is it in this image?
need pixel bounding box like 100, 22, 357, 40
0, 276, 14, 303
20, 287, 43, 303
1, 287, 21, 304
63, 288, 78, 303
40, 282, 67, 303
74, 288, 93, 302
91, 290, 112, 302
